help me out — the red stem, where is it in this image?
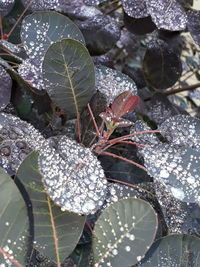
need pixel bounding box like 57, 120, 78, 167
113, 140, 146, 148
101, 151, 147, 171
108, 130, 162, 144
87, 103, 101, 137
86, 221, 93, 233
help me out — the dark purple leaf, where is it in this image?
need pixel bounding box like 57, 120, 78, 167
0, 66, 12, 111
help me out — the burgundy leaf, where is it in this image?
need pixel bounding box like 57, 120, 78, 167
111, 91, 139, 118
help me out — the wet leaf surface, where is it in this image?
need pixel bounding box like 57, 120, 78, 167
78, 14, 121, 55
42, 38, 95, 117
95, 65, 138, 104
0, 66, 12, 111
93, 198, 158, 266
142, 144, 200, 204
0, 113, 46, 175
146, 0, 187, 31
154, 182, 200, 237
39, 136, 107, 215
122, 0, 149, 19
16, 151, 86, 264
0, 0, 15, 17
139, 234, 200, 267
0, 168, 29, 266
21, 11, 85, 64
187, 10, 200, 45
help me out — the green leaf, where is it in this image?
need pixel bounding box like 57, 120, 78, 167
0, 168, 29, 266
16, 151, 86, 264
139, 234, 200, 266
42, 38, 95, 118
92, 198, 158, 267
21, 11, 85, 63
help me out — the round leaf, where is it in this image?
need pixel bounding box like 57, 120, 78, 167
159, 115, 200, 152
146, 0, 187, 31
38, 136, 107, 215
21, 11, 85, 63
139, 234, 200, 266
143, 39, 182, 89
121, 0, 149, 19
92, 198, 158, 266
78, 14, 121, 55
0, 113, 46, 175
187, 10, 200, 45
142, 144, 200, 204
42, 38, 95, 117
16, 151, 86, 264
96, 65, 138, 104
0, 168, 29, 266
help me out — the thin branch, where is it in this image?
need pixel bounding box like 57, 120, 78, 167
115, 140, 146, 148
144, 82, 200, 101
7, 0, 35, 38
86, 221, 93, 233
87, 103, 101, 137
106, 4, 122, 14
101, 151, 147, 171
108, 130, 162, 144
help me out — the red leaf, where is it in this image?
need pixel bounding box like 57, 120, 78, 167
111, 91, 139, 118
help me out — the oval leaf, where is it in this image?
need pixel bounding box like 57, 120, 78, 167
21, 11, 85, 63
139, 234, 200, 266
42, 38, 95, 117
143, 39, 182, 89
16, 151, 86, 264
0, 168, 29, 266
92, 198, 158, 266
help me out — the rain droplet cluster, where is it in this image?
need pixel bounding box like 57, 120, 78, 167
95, 65, 138, 104
141, 143, 200, 204
18, 59, 44, 91
159, 115, 200, 152
0, 0, 15, 17
0, 40, 21, 54
39, 136, 107, 215
122, 0, 149, 19
146, 0, 186, 31
122, 0, 187, 31
154, 182, 200, 237
0, 113, 47, 175
0, 66, 12, 111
